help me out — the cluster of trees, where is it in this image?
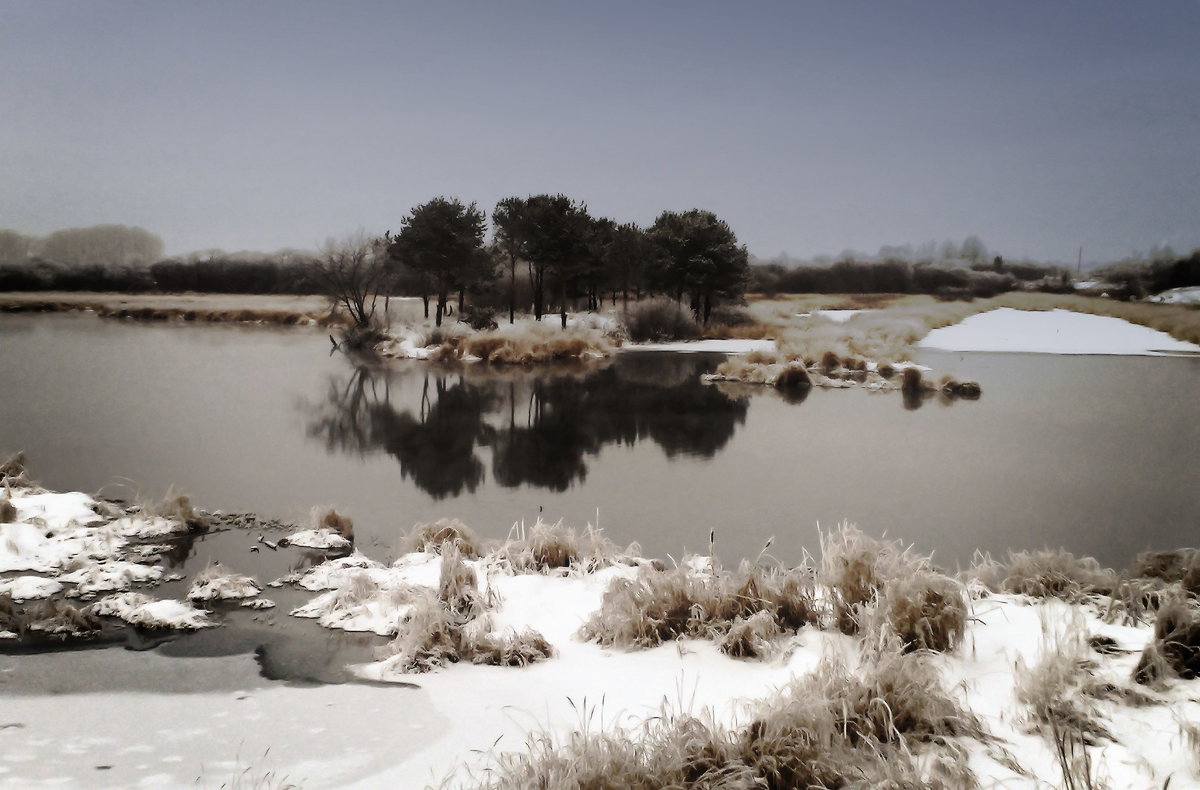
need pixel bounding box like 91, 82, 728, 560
379, 195, 749, 329
0, 225, 169, 292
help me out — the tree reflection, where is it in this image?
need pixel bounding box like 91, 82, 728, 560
303, 355, 750, 498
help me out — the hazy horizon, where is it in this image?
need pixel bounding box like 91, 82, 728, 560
3, 1, 1198, 265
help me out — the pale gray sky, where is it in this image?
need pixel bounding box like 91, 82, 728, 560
2, 1, 1198, 263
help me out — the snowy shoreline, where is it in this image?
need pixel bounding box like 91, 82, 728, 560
3, 465, 1199, 789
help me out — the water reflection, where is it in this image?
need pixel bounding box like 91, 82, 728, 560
303, 354, 750, 497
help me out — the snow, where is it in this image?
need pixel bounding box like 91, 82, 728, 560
0, 575, 63, 601
919, 308, 1200, 355
1148, 285, 1200, 304
59, 560, 163, 594
795, 309, 871, 322
89, 592, 213, 630
285, 528, 352, 551
186, 566, 261, 601
624, 338, 776, 354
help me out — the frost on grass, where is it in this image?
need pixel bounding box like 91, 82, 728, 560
398, 518, 484, 558
59, 558, 164, 594
187, 563, 262, 601
1134, 598, 1200, 685
89, 592, 214, 630
578, 557, 818, 655
26, 598, 103, 636
290, 567, 421, 635
466, 650, 984, 790
969, 548, 1117, 600
819, 524, 966, 653
489, 519, 638, 574
373, 544, 552, 675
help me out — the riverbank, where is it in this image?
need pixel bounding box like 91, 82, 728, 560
2, 457, 1199, 789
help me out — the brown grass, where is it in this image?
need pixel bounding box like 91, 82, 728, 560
143, 487, 209, 532
1133, 548, 1200, 594
579, 559, 819, 653
27, 598, 104, 636
311, 506, 354, 541
1133, 599, 1200, 685
378, 544, 552, 673
400, 518, 484, 558
462, 648, 983, 790
490, 519, 636, 574
968, 549, 1117, 600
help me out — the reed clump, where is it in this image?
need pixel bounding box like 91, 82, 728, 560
399, 518, 484, 558
1133, 599, 1200, 685
579, 559, 818, 655
968, 549, 1117, 600
469, 650, 982, 790
379, 544, 552, 673
490, 520, 635, 574
144, 487, 209, 532
312, 506, 354, 542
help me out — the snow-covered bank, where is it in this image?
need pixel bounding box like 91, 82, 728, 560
920, 307, 1200, 355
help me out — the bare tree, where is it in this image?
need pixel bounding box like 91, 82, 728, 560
313, 231, 388, 329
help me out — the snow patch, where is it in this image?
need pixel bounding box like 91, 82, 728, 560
285, 528, 352, 551
919, 308, 1200, 355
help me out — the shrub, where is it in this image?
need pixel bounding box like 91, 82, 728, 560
622, 298, 701, 342
900, 367, 923, 392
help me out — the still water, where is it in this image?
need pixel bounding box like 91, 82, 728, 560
1, 313, 1196, 570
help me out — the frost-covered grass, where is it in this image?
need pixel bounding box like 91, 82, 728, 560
378, 318, 620, 363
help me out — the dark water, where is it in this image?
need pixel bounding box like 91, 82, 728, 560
1, 313, 1197, 572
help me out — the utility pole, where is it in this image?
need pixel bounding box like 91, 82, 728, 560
1077, 246, 1083, 273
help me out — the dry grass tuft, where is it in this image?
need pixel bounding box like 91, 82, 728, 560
400, 518, 484, 558
469, 628, 555, 667
0, 451, 28, 483
1133, 598, 1200, 685
311, 506, 354, 541
874, 571, 969, 653
490, 519, 635, 574
0, 497, 16, 523
0, 594, 22, 634
144, 487, 209, 532
1133, 548, 1200, 594
969, 549, 1117, 600
579, 559, 818, 652
379, 546, 551, 673
187, 563, 262, 601
773, 363, 811, 392
27, 597, 103, 636
464, 649, 983, 790
1015, 611, 1112, 788
900, 366, 923, 391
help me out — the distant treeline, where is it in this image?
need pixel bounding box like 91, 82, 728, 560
748, 256, 1076, 300
1093, 249, 1200, 299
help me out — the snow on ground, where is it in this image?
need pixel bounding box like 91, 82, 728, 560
285, 528, 352, 551
919, 307, 1200, 355
794, 309, 872, 322
5, 565, 1197, 790
624, 338, 776, 354
1148, 285, 1200, 304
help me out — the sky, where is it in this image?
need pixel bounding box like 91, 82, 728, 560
2, 1, 1198, 264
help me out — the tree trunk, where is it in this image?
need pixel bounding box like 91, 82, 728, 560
559, 280, 568, 329
458, 288, 465, 315
422, 294, 430, 320
508, 256, 516, 324
703, 294, 713, 325
435, 292, 446, 327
